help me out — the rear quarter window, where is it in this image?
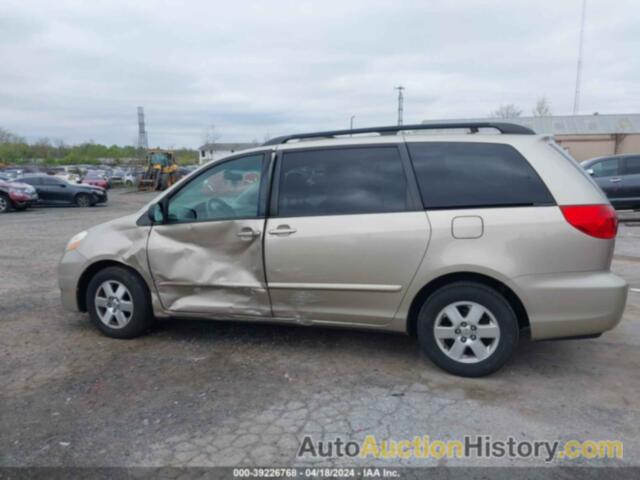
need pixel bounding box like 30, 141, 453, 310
407, 142, 555, 209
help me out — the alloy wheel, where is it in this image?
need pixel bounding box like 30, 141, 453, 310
433, 301, 501, 364
94, 280, 134, 329
77, 195, 91, 207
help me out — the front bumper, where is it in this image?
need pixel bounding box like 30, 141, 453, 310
514, 271, 628, 340
90, 191, 108, 204
59, 249, 88, 312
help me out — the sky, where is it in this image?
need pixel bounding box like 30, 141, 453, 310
1, 0, 639, 148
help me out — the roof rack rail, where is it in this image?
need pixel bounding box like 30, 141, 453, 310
263, 122, 535, 146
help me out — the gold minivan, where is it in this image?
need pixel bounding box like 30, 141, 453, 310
59, 123, 628, 376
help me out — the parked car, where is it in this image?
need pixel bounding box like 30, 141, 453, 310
582, 154, 640, 210
58, 122, 627, 377
109, 168, 125, 186
123, 171, 136, 186
0, 168, 23, 181
0, 178, 38, 213
81, 171, 110, 190
17, 174, 107, 207
54, 172, 81, 184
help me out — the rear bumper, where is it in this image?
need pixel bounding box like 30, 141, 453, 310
514, 271, 628, 340
10, 193, 38, 205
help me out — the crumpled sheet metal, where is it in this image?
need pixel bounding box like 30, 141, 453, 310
147, 219, 271, 318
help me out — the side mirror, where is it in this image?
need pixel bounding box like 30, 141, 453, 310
586, 168, 595, 176
148, 203, 165, 224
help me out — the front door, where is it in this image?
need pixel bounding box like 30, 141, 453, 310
147, 153, 272, 318
589, 157, 622, 203
619, 156, 640, 209
264, 145, 430, 326
40, 176, 69, 203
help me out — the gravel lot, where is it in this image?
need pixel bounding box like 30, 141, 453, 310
1, 190, 639, 469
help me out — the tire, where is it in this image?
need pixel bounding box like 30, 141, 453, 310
416, 282, 519, 377
75, 193, 91, 208
86, 266, 154, 339
0, 194, 10, 213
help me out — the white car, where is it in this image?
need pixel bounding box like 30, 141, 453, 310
54, 173, 80, 184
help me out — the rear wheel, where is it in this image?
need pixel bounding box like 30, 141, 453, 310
417, 282, 519, 377
75, 193, 91, 207
86, 266, 154, 338
0, 194, 10, 213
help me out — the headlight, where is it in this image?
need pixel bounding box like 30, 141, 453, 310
66, 230, 88, 252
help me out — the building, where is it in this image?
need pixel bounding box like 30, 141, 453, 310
198, 142, 259, 165
422, 114, 640, 161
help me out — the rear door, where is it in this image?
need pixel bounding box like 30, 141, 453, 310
588, 157, 622, 203
264, 145, 430, 326
18, 177, 42, 198
619, 156, 640, 208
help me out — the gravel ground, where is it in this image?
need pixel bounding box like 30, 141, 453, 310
1, 190, 639, 469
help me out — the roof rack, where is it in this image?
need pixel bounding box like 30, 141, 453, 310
263, 122, 535, 146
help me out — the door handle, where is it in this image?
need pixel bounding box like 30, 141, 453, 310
268, 225, 297, 236
237, 227, 261, 239
609, 178, 622, 183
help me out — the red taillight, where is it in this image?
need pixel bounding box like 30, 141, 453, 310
560, 204, 618, 239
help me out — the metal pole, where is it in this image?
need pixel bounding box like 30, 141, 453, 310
573, 0, 587, 114
395, 86, 405, 126
350, 115, 356, 130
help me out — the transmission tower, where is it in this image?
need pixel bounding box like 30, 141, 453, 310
395, 86, 405, 126
137, 106, 148, 149
573, 0, 587, 114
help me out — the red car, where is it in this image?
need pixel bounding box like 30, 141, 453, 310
0, 178, 39, 213
81, 173, 110, 189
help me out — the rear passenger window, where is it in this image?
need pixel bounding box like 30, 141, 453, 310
407, 142, 554, 209
624, 157, 640, 175
278, 147, 408, 216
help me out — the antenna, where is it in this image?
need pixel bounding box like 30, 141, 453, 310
137, 106, 148, 149
394, 86, 405, 126
573, 0, 587, 114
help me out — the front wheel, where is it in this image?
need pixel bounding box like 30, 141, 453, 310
75, 193, 92, 208
86, 266, 154, 338
0, 195, 10, 213
417, 282, 519, 377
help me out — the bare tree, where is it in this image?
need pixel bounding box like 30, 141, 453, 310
532, 97, 552, 117
0, 127, 25, 144
490, 104, 523, 119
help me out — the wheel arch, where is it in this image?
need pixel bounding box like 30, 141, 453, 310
76, 260, 151, 312
406, 271, 530, 338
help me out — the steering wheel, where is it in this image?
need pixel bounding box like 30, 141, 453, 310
207, 197, 235, 217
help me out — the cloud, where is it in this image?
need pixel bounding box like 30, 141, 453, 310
0, 0, 638, 147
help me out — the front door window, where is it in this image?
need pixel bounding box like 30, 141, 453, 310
167, 154, 264, 223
